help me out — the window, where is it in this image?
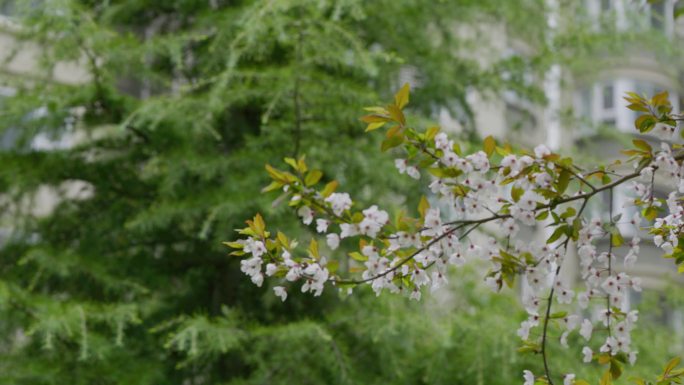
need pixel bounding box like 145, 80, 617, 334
602, 84, 614, 110
0, 0, 15, 16
601, 0, 612, 12
650, 0, 666, 31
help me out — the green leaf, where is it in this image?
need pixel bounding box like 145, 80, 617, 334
394, 83, 410, 110
261, 180, 284, 193
348, 251, 367, 262
418, 196, 430, 219
308, 238, 320, 260
365, 121, 386, 132
610, 358, 623, 380
633, 139, 652, 153
304, 170, 323, 186
277, 231, 289, 247
643, 206, 658, 221
223, 241, 244, 249
652, 91, 670, 107
284, 157, 299, 171
326, 260, 339, 274
600, 370, 613, 385
549, 311, 567, 319
664, 357, 681, 375
483, 135, 496, 157
556, 169, 571, 195
321, 180, 339, 197
546, 226, 566, 244
425, 126, 440, 141
635, 115, 657, 133
387, 104, 406, 126
381, 127, 405, 151
611, 228, 624, 247
511, 186, 524, 202
560, 207, 576, 219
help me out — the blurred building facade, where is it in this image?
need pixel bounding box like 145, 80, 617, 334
437, 0, 684, 332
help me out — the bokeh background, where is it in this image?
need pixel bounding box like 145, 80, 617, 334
0, 0, 683, 384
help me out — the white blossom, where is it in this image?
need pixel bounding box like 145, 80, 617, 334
563, 373, 575, 385
326, 233, 340, 250
580, 319, 592, 340
316, 219, 330, 233
273, 286, 287, 301
325, 192, 352, 216
297, 206, 314, 225
523, 370, 534, 385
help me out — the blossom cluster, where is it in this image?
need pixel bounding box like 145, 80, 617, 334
228, 86, 684, 385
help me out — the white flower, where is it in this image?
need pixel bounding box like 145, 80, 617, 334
340, 223, 359, 238
511, 206, 536, 226
467, 151, 490, 172
407, 166, 421, 179
580, 319, 592, 340
563, 315, 581, 331
251, 273, 264, 287
517, 320, 533, 340
517, 191, 543, 211
624, 250, 637, 267
316, 219, 330, 233
485, 275, 501, 292
434, 132, 450, 150
325, 192, 352, 216
273, 286, 287, 301
502, 218, 519, 237
563, 373, 575, 385
534, 144, 551, 158
410, 288, 422, 301
582, 346, 593, 363
652, 122, 676, 140
557, 286, 574, 304
395, 158, 408, 173
601, 276, 619, 295
523, 370, 535, 385
265, 263, 277, 276
560, 331, 569, 348
326, 233, 340, 250
577, 291, 590, 309
599, 308, 612, 327
423, 208, 443, 236
534, 172, 553, 188
626, 310, 639, 326
359, 205, 389, 238
629, 351, 638, 365
297, 206, 314, 225
430, 271, 448, 292
600, 336, 617, 355
244, 238, 267, 258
